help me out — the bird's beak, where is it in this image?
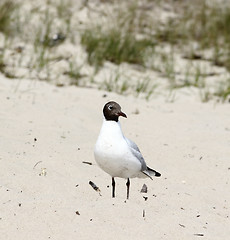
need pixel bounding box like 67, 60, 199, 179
118, 111, 127, 118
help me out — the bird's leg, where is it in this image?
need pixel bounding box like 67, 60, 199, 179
126, 178, 130, 200
112, 177, 115, 198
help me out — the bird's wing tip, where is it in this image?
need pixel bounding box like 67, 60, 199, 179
155, 172, 161, 177
147, 167, 161, 177
142, 170, 153, 180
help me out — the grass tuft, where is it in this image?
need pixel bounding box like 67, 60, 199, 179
1, 0, 230, 102
81, 27, 155, 69
215, 78, 230, 102
0, 0, 17, 35
64, 62, 85, 86
155, 2, 230, 71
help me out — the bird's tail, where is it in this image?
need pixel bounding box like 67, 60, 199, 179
142, 167, 161, 180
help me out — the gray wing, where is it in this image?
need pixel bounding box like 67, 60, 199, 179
125, 137, 161, 179
125, 137, 147, 171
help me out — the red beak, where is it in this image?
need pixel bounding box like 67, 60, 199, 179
118, 111, 127, 118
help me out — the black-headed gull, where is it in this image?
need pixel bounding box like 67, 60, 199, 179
94, 101, 161, 199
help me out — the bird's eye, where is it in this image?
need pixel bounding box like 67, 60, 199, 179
108, 105, 113, 110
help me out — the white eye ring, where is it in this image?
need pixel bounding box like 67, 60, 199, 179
108, 105, 113, 110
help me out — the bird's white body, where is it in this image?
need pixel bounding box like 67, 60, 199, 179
94, 101, 160, 199
94, 119, 145, 179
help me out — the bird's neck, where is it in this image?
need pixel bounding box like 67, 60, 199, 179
100, 118, 124, 139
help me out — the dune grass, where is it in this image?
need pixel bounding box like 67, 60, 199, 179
79, 1, 230, 101
0, 0, 18, 35
81, 27, 155, 70
215, 78, 230, 102
155, 1, 230, 70
1, 0, 230, 101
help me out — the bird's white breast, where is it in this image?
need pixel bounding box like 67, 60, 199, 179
94, 120, 141, 178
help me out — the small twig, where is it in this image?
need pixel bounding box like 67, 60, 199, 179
82, 161, 92, 165
33, 161, 42, 169
89, 181, 100, 192
142, 210, 145, 218
179, 224, 185, 228
75, 211, 80, 215
194, 233, 204, 237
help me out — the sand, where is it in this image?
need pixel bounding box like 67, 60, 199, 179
0, 76, 229, 239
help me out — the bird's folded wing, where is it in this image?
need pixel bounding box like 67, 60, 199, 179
125, 137, 147, 171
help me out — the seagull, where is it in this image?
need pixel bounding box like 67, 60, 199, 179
94, 101, 161, 199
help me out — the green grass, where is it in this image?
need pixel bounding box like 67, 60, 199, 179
1, 0, 230, 102
99, 69, 156, 99
81, 26, 155, 70
0, 0, 17, 35
56, 0, 72, 36
200, 89, 212, 103
215, 78, 230, 102
32, 2, 68, 73
135, 76, 157, 100
173, 64, 205, 89
64, 62, 85, 86
155, 2, 230, 70
0, 37, 17, 78
101, 70, 126, 94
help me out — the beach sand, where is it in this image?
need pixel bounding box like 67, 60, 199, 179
0, 76, 229, 239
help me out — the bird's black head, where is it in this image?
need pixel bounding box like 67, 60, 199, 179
103, 101, 127, 122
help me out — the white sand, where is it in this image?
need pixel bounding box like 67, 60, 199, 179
0, 76, 229, 239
